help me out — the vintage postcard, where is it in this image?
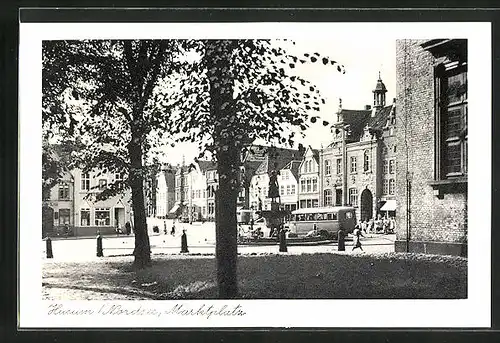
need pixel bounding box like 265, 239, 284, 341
18, 15, 491, 328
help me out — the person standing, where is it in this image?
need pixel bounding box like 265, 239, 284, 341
389, 217, 395, 234
368, 218, 374, 234
360, 220, 367, 234
375, 216, 382, 233
352, 225, 364, 251
171, 222, 176, 236
164, 220, 167, 235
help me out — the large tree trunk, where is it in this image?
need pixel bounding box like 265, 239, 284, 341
215, 147, 240, 298
128, 135, 151, 268
206, 40, 239, 298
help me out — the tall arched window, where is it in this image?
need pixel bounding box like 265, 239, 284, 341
364, 150, 370, 172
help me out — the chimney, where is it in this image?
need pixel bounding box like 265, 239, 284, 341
371, 106, 377, 118
364, 105, 371, 110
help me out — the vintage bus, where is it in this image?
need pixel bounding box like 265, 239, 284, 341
286, 206, 357, 237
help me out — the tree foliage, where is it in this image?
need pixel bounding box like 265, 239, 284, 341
42, 38, 343, 285
170, 39, 343, 298
42, 39, 186, 268
172, 39, 344, 162
42, 139, 63, 200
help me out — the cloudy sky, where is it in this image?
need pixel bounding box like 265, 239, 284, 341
161, 38, 396, 165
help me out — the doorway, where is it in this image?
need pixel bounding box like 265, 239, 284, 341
114, 208, 125, 228
335, 189, 342, 206
360, 189, 373, 221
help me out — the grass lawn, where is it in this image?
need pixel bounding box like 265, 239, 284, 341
42, 252, 467, 300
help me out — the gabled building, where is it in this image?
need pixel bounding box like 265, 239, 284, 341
172, 163, 193, 221
249, 146, 303, 211
202, 161, 218, 221
188, 161, 210, 221
279, 160, 301, 212
42, 144, 133, 237
72, 169, 132, 236
298, 146, 320, 208
394, 39, 467, 256
240, 145, 268, 209
319, 74, 397, 221
155, 165, 176, 218
43, 168, 133, 237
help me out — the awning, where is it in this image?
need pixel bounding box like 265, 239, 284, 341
380, 200, 397, 212
169, 204, 180, 214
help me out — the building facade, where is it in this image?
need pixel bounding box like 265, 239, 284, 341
204, 164, 218, 220
43, 168, 133, 237
394, 39, 467, 256
298, 146, 320, 208
249, 146, 303, 211
279, 160, 301, 212
319, 74, 397, 221
155, 166, 176, 218
188, 163, 209, 221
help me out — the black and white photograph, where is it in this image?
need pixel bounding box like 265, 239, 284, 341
18, 18, 491, 328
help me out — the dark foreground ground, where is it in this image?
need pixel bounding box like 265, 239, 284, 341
42, 252, 467, 300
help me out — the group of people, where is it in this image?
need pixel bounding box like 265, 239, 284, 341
357, 215, 395, 235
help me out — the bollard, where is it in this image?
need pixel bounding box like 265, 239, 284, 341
96, 233, 104, 257
337, 229, 345, 251
279, 228, 287, 253
180, 230, 189, 253
46, 237, 53, 258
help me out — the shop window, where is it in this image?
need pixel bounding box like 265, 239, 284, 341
95, 208, 110, 226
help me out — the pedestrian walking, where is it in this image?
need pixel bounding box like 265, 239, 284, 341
352, 225, 364, 251
125, 222, 131, 235
163, 220, 168, 235
171, 223, 176, 236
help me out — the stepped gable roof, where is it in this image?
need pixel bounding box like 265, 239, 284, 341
340, 109, 372, 141
367, 105, 393, 130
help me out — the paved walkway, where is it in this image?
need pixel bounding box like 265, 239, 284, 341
42, 232, 396, 262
